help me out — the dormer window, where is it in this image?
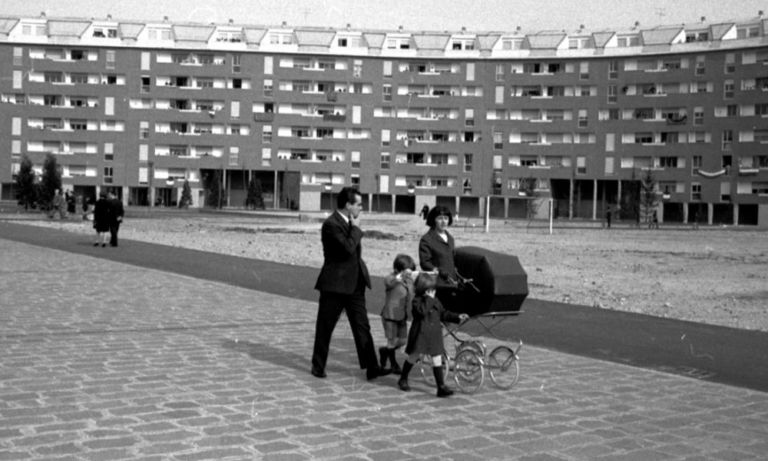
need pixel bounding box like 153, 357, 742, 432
685, 31, 709, 42
501, 38, 524, 50
568, 37, 589, 49
215, 31, 242, 43
386, 38, 410, 49
617, 35, 640, 47
338, 38, 348, 47
737, 25, 760, 39
451, 39, 475, 51
268, 32, 293, 45
148, 27, 173, 41
93, 27, 118, 38
21, 23, 47, 36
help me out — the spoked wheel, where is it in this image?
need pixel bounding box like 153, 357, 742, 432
419, 353, 449, 387
488, 345, 520, 389
453, 349, 484, 394
457, 339, 485, 357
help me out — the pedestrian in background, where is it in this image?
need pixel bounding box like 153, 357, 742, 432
107, 192, 124, 247
93, 192, 110, 247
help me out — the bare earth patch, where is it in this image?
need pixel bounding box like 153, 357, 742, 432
20, 213, 768, 332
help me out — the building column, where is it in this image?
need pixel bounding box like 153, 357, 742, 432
273, 170, 279, 209
504, 197, 509, 219
223, 169, 229, 207
592, 179, 598, 220
568, 177, 574, 219
708, 203, 713, 225
683, 203, 689, 223
616, 179, 621, 211
733, 203, 739, 226
121, 186, 129, 206
368, 193, 373, 212
455, 196, 461, 217
659, 202, 664, 223
391, 194, 395, 214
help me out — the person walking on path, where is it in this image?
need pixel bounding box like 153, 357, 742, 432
49, 189, 66, 219
397, 272, 468, 397
107, 192, 124, 247
378, 254, 417, 374
418, 205, 468, 312
92, 192, 110, 247
311, 186, 390, 381
419, 204, 430, 222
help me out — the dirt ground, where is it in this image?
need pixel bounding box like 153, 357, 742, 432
17, 211, 768, 332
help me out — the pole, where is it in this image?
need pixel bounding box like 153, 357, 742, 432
484, 195, 490, 233
549, 198, 554, 235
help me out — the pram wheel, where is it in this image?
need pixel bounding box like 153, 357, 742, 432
453, 349, 484, 394
488, 345, 520, 389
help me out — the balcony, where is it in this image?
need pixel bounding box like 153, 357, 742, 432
322, 113, 346, 122
253, 112, 275, 122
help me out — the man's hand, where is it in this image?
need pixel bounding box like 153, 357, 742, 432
349, 214, 360, 228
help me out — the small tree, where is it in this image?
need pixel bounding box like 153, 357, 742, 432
245, 177, 265, 209
639, 168, 659, 226
15, 155, 37, 210
179, 179, 193, 208
39, 153, 62, 210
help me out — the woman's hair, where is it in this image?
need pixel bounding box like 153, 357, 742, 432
393, 254, 416, 272
413, 272, 437, 296
426, 205, 453, 228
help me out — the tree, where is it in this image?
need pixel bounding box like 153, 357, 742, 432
39, 153, 62, 210
179, 179, 193, 208
202, 170, 222, 208
639, 168, 659, 226
14, 155, 37, 210
245, 177, 265, 209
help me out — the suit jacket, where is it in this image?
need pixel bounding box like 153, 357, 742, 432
314, 211, 371, 294
108, 198, 124, 224
418, 229, 457, 286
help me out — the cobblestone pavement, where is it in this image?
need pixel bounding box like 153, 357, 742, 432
1, 238, 767, 460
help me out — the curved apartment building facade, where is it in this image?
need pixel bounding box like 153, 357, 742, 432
1, 13, 768, 225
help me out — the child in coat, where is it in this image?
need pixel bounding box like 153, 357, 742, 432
379, 254, 417, 374
398, 272, 468, 397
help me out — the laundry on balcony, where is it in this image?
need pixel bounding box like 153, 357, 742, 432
697, 168, 726, 178
666, 114, 687, 125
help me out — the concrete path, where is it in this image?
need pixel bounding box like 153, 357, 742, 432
1, 231, 767, 459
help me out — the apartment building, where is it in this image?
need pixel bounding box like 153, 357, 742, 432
1, 13, 768, 225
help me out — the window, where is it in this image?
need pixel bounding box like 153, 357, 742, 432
263, 79, 273, 97
495, 64, 504, 81
607, 85, 617, 104
262, 125, 272, 144
105, 50, 115, 69
724, 80, 735, 99
103, 167, 114, 184
13, 47, 22, 66
463, 154, 473, 173
351, 151, 361, 168
578, 110, 588, 127
608, 60, 618, 79
576, 156, 586, 174
501, 38, 523, 50
695, 55, 705, 75
232, 55, 241, 73
659, 156, 677, 168
104, 143, 114, 161
692, 155, 702, 174
694, 107, 704, 125
140, 121, 149, 139
493, 131, 503, 149
383, 84, 392, 101
722, 130, 733, 151
725, 53, 736, 73
381, 152, 390, 169
353, 60, 362, 78
579, 62, 589, 80
691, 183, 702, 201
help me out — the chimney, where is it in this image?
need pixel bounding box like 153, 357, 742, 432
282, 21, 288, 27
107, 14, 112, 21
163, 16, 169, 23
700, 16, 706, 22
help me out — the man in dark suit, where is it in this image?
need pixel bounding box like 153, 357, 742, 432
311, 187, 390, 380
107, 192, 124, 247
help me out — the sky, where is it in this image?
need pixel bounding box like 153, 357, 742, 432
2, 0, 765, 33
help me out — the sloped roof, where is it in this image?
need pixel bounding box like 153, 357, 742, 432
118, 23, 144, 39
295, 30, 335, 46
527, 33, 565, 49
0, 18, 19, 34
413, 33, 450, 50
47, 20, 90, 37
641, 27, 683, 45
173, 25, 214, 42
592, 31, 615, 48
363, 32, 386, 48
243, 27, 266, 44
477, 33, 501, 51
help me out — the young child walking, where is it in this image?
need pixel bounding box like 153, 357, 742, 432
379, 254, 417, 374
398, 272, 468, 397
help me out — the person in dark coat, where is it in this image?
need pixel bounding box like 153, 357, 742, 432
418, 205, 465, 311
419, 204, 430, 221
107, 192, 124, 247
92, 192, 110, 247
397, 273, 467, 397
311, 186, 390, 380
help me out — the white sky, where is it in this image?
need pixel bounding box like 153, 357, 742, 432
2, 0, 763, 33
